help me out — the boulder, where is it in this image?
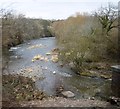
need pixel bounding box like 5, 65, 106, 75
61, 91, 75, 98
51, 55, 58, 63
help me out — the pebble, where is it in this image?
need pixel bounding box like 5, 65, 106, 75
53, 71, 56, 74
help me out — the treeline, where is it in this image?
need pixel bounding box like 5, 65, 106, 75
50, 4, 118, 73
1, 9, 52, 48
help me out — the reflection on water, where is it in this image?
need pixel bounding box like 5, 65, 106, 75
4, 37, 111, 99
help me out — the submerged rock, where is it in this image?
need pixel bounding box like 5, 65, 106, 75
10, 55, 22, 59
56, 85, 64, 95
28, 44, 44, 49
32, 55, 48, 62
51, 48, 59, 55
51, 48, 59, 52
32, 55, 41, 62
61, 91, 75, 98
24, 68, 33, 73
69, 62, 74, 68
42, 67, 48, 70
108, 96, 120, 106
80, 71, 98, 78
100, 74, 112, 79
9, 47, 20, 51
59, 62, 64, 67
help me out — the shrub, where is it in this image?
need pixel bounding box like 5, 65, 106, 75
51, 10, 118, 73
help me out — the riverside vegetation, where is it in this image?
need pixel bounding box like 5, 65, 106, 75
50, 4, 119, 74
1, 9, 52, 49
2, 74, 46, 107
1, 9, 52, 106
1, 3, 120, 107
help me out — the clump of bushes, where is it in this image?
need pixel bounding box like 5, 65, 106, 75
50, 4, 118, 74
2, 74, 46, 106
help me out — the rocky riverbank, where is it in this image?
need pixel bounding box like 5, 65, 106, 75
20, 97, 118, 107
2, 74, 115, 108
2, 74, 46, 107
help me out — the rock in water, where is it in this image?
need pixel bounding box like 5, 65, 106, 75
61, 91, 75, 98
53, 71, 56, 74
46, 52, 51, 55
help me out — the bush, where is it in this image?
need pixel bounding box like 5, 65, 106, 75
1, 9, 52, 48
51, 11, 118, 73
2, 74, 46, 106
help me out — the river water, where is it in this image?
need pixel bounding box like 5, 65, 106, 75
4, 37, 111, 99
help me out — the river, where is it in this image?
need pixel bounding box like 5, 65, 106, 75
3, 37, 111, 99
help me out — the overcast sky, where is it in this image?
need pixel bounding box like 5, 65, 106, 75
0, 0, 119, 19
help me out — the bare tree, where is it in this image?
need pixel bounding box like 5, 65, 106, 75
95, 3, 118, 36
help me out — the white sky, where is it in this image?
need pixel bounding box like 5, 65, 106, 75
0, 0, 119, 19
